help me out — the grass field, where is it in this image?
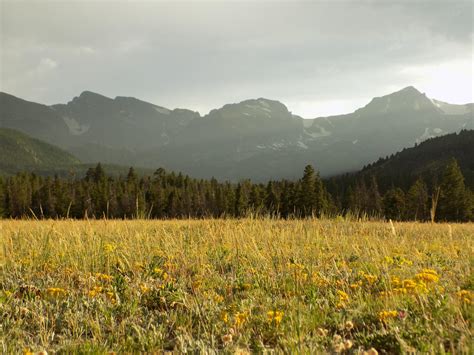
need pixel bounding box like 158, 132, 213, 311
1, 219, 472, 353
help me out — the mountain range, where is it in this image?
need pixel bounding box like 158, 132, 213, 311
0, 86, 472, 181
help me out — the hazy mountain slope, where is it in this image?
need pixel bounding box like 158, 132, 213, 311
328, 130, 474, 192
0, 87, 472, 181
0, 128, 80, 174
139, 98, 309, 180
0, 92, 71, 146
304, 86, 473, 175
50, 91, 199, 161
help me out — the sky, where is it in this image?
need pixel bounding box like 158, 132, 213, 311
1, 0, 473, 118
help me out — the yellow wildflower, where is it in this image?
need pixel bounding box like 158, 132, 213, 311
415, 270, 439, 283
378, 310, 398, 322
95, 273, 113, 282
393, 287, 408, 295
317, 327, 328, 337
234, 312, 248, 328
312, 273, 330, 286
88, 286, 103, 298
267, 310, 284, 325
456, 290, 473, 304
106, 291, 116, 303
221, 312, 229, 324
391, 276, 401, 287
46, 287, 67, 298
192, 279, 202, 290
402, 279, 417, 289
350, 281, 362, 289
213, 294, 224, 303
241, 283, 252, 291
103, 243, 116, 253
140, 284, 150, 294
363, 273, 377, 285
337, 290, 349, 302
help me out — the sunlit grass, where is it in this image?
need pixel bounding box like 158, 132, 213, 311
1, 219, 472, 353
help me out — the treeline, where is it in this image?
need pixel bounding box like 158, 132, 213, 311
0, 160, 472, 221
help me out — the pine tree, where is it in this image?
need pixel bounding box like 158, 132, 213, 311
299, 165, 317, 216
367, 175, 383, 216
406, 177, 429, 221
265, 181, 278, 214
248, 185, 263, 213
383, 188, 405, 220
94, 163, 106, 183
127, 167, 138, 184
234, 183, 245, 217
438, 159, 468, 221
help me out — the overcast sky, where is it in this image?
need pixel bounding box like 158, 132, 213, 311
1, 0, 473, 117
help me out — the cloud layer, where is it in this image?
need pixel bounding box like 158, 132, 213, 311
1, 0, 473, 117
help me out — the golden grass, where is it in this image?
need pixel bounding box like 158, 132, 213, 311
1, 219, 473, 353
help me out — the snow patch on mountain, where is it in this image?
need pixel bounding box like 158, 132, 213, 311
297, 141, 308, 149
62, 116, 90, 135
305, 126, 332, 139
302, 119, 314, 128
382, 97, 391, 113
245, 103, 272, 114
415, 128, 443, 144
258, 100, 270, 108
430, 99, 470, 115
160, 131, 170, 145
154, 106, 171, 115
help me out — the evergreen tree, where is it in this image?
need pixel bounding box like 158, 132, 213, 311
405, 177, 429, 221
383, 188, 405, 220
234, 183, 245, 217
367, 175, 383, 216
94, 163, 106, 183
265, 181, 279, 214
127, 167, 138, 184
438, 159, 468, 221
248, 185, 263, 213
299, 165, 317, 216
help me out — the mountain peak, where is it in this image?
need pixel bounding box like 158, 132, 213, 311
396, 86, 421, 95
358, 86, 436, 115
76, 91, 113, 103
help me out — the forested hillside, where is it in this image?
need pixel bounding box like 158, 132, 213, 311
362, 130, 473, 189
326, 130, 474, 221
0, 128, 80, 174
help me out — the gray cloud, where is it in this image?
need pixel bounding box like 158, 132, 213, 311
1, 0, 473, 117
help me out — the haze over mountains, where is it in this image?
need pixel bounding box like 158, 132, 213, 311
1, 86, 472, 181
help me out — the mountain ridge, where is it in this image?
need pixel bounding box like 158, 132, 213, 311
1, 87, 472, 181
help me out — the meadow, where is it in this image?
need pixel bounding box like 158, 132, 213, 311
0, 219, 472, 353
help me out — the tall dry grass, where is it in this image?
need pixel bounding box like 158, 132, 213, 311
1, 218, 472, 353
